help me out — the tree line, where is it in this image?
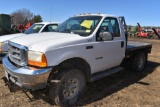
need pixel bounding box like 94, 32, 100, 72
11, 8, 43, 25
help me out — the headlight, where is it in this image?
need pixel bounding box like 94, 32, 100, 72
0, 42, 2, 52
28, 51, 47, 67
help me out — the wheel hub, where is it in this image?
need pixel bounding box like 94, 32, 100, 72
63, 78, 79, 99
138, 57, 144, 69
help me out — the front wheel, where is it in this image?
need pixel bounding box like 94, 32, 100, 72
49, 69, 86, 107
131, 52, 147, 72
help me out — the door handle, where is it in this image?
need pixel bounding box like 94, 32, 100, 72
121, 41, 124, 48
86, 46, 93, 49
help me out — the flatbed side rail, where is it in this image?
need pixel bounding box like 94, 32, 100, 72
126, 41, 152, 56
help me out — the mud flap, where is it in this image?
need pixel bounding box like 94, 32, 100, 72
2, 77, 22, 92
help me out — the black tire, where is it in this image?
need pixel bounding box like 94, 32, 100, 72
49, 69, 86, 107
131, 52, 147, 72
130, 33, 132, 37
147, 34, 152, 38
133, 34, 135, 37
135, 34, 137, 37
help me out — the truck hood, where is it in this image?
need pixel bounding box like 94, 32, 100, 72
0, 33, 26, 42
10, 32, 88, 52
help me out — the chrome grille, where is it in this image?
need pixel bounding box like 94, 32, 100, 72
8, 42, 28, 66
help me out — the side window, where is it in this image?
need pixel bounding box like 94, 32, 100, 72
48, 24, 58, 31
42, 24, 58, 32
97, 17, 120, 39
111, 19, 120, 37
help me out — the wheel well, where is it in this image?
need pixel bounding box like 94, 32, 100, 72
126, 50, 148, 60
122, 51, 148, 71
134, 50, 148, 59
50, 58, 91, 82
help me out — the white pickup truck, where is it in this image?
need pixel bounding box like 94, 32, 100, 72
0, 22, 60, 53
3, 14, 152, 106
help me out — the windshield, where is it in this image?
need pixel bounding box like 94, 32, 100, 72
24, 24, 44, 34
55, 16, 102, 36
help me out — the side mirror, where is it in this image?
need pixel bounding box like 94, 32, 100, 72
99, 32, 113, 41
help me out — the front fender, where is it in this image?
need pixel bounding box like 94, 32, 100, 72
45, 45, 94, 68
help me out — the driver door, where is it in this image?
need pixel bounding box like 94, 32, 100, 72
93, 17, 125, 73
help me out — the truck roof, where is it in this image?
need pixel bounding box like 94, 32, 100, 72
73, 14, 118, 18
35, 22, 61, 25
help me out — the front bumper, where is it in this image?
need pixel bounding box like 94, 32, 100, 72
2, 55, 52, 90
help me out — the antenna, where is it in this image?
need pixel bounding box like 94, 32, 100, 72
50, 7, 52, 23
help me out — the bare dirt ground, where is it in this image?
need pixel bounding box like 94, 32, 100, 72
0, 37, 160, 107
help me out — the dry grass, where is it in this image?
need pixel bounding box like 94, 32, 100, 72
0, 37, 160, 107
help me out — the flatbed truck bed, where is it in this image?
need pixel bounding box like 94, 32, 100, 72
126, 41, 152, 55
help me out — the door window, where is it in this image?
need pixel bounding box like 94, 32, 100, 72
97, 17, 120, 39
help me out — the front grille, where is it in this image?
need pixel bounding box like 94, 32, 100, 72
8, 42, 28, 66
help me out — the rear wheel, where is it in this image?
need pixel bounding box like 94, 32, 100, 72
49, 69, 86, 107
131, 52, 147, 72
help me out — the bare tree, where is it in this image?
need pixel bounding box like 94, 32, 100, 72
11, 8, 33, 25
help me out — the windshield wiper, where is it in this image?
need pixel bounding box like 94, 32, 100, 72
62, 29, 71, 33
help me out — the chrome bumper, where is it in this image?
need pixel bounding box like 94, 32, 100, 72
2, 55, 52, 90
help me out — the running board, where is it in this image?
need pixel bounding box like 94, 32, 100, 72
90, 66, 124, 82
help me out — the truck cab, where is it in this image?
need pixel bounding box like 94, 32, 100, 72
2, 14, 152, 106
